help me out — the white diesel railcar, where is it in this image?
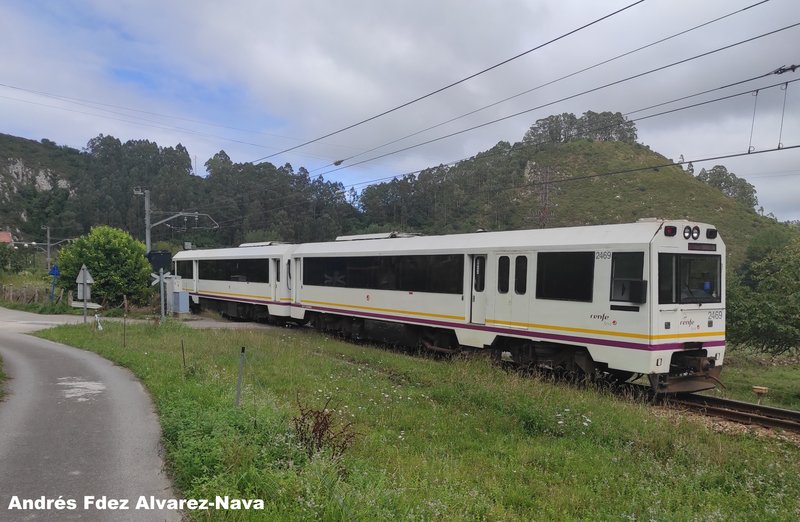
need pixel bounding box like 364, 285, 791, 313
174, 220, 725, 393
173, 242, 295, 321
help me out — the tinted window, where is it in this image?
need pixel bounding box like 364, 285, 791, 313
474, 256, 485, 292
611, 252, 643, 301
175, 260, 193, 279
498, 256, 510, 294
659, 253, 721, 304
304, 255, 464, 295
515, 256, 528, 295
198, 259, 269, 283
536, 252, 594, 302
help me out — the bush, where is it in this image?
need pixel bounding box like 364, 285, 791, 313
56, 226, 151, 306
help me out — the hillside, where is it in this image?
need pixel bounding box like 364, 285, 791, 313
533, 140, 780, 269
0, 133, 356, 248
2, 121, 794, 269
359, 138, 790, 269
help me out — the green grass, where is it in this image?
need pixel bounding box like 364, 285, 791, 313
709, 348, 800, 410
37, 322, 800, 520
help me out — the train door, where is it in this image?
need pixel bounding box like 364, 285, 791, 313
493, 253, 530, 327
287, 259, 295, 303
470, 254, 487, 324
292, 257, 302, 304
271, 258, 279, 301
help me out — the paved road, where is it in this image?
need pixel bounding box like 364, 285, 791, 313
0, 309, 181, 521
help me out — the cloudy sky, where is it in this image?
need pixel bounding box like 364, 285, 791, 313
2, 0, 799, 220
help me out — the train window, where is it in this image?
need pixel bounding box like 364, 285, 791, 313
303, 255, 465, 294
536, 252, 594, 302
175, 260, 193, 279
659, 253, 721, 304
473, 256, 485, 292
198, 259, 269, 283
610, 252, 643, 301
515, 256, 528, 295
498, 256, 510, 294
658, 254, 676, 304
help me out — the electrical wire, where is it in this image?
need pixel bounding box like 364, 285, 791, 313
195, 72, 800, 219
316, 22, 800, 178
0, 93, 335, 163
200, 144, 800, 221
201, 69, 799, 214
250, 0, 645, 163
308, 0, 772, 173
308, 76, 800, 193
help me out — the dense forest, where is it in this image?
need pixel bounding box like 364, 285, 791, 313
0, 111, 791, 268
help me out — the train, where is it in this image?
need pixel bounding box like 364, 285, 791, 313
173, 219, 726, 393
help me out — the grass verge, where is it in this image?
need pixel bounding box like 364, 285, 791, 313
711, 348, 800, 410
37, 322, 800, 520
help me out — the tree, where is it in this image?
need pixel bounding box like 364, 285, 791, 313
522, 111, 637, 146
739, 226, 797, 287
56, 226, 151, 306
696, 165, 758, 209
0, 244, 12, 273
727, 236, 800, 354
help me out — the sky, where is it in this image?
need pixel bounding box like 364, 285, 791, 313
1, 0, 799, 221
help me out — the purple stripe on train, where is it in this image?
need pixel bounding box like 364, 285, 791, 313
302, 303, 724, 352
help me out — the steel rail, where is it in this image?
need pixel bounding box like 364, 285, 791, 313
666, 394, 800, 433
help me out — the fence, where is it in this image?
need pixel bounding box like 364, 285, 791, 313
0, 284, 65, 306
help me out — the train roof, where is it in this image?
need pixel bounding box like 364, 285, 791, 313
171, 220, 723, 260
292, 220, 720, 256
173, 243, 295, 260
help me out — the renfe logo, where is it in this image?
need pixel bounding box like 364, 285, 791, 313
680, 319, 695, 327
589, 313, 618, 326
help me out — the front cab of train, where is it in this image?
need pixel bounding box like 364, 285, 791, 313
648, 222, 725, 393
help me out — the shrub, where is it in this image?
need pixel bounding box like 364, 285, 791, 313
56, 226, 151, 306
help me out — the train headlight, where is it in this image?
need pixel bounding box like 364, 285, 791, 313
683, 226, 692, 240
706, 228, 718, 239
664, 226, 677, 237
691, 226, 700, 240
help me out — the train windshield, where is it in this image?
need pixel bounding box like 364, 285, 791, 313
658, 253, 721, 304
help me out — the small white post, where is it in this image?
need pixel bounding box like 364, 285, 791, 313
235, 347, 246, 407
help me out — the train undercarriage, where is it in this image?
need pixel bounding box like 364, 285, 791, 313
201, 301, 722, 394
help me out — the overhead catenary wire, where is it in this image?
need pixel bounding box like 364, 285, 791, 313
203, 144, 800, 223
777, 80, 791, 148
309, 75, 800, 194
250, 0, 645, 164
0, 82, 304, 142
0, 2, 778, 178
200, 68, 800, 214
316, 22, 800, 179
308, 0, 773, 173
192, 74, 800, 219
0, 93, 337, 163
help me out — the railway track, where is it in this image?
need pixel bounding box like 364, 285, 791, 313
664, 394, 800, 433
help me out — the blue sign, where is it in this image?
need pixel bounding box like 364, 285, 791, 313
49, 264, 60, 277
